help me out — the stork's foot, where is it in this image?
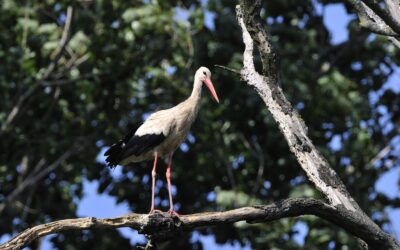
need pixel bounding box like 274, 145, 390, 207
168, 209, 180, 218
149, 208, 163, 214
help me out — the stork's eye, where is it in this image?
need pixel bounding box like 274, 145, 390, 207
203, 71, 207, 75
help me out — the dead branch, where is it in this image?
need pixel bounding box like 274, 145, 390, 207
233, 1, 400, 249
388, 37, 400, 49
345, 0, 397, 36
0, 198, 384, 250
344, 0, 400, 51
362, 0, 400, 35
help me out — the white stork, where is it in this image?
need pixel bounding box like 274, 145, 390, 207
105, 66, 219, 215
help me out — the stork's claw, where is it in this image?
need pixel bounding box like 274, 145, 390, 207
168, 210, 180, 218
149, 209, 163, 214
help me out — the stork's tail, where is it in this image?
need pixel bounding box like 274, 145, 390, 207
104, 140, 125, 168
104, 124, 140, 168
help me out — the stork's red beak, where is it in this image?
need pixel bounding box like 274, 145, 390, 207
204, 78, 220, 103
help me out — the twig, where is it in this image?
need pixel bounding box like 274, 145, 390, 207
367, 123, 400, 168
15, 200, 37, 215
238, 134, 265, 198
42, 6, 75, 79
39, 73, 97, 87
138, 240, 156, 250
30, 158, 47, 176
214, 133, 237, 192
368, 144, 392, 167
388, 37, 400, 49
214, 65, 241, 75
218, 148, 238, 192
21, 186, 38, 221
250, 137, 265, 197
1, 87, 38, 132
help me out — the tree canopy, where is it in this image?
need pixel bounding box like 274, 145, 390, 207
0, 0, 399, 249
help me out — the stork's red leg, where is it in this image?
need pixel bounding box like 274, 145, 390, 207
149, 151, 159, 214
166, 153, 179, 217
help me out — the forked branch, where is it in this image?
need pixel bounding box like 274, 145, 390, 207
344, 0, 400, 48
232, 1, 400, 249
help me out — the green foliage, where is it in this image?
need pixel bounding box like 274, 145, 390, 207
0, 0, 399, 249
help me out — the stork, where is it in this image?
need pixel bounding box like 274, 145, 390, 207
104, 66, 219, 215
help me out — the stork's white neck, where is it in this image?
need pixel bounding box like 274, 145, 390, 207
189, 76, 203, 103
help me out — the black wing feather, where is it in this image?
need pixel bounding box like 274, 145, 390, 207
104, 125, 165, 168
121, 133, 165, 159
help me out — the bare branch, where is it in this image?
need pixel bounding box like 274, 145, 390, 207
217, 148, 238, 192
344, 0, 400, 49
39, 73, 97, 87
234, 1, 400, 249
249, 137, 265, 197
237, 1, 357, 211
362, 0, 400, 35
42, 6, 75, 79
368, 144, 392, 167
388, 37, 400, 49
214, 65, 241, 76
368, 122, 400, 168
0, 198, 388, 250
238, 134, 265, 197
345, 0, 398, 36
1, 86, 38, 132
385, 0, 400, 23
15, 200, 37, 215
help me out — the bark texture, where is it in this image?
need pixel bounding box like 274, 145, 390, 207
0, 199, 328, 249
0, 198, 394, 250
235, 1, 400, 249
344, 0, 400, 48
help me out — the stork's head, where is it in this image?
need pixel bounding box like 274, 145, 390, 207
196, 66, 219, 103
